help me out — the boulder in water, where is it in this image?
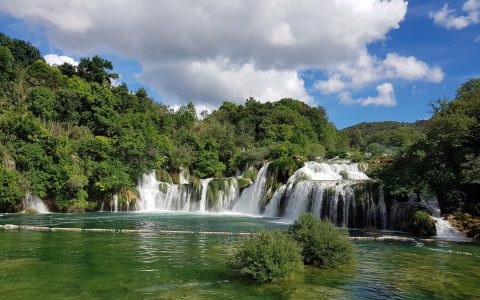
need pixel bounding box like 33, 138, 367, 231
25, 208, 39, 215
410, 211, 437, 237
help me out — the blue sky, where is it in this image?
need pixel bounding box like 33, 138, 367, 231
0, 0, 478, 128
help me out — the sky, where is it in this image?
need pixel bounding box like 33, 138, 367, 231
0, 0, 479, 129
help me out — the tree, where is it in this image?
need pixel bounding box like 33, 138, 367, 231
76, 55, 119, 85
0, 167, 24, 212
0, 33, 42, 65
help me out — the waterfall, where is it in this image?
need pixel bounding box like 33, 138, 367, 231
232, 163, 270, 215
112, 194, 119, 212
137, 171, 162, 211
263, 161, 386, 228
199, 179, 213, 212
207, 178, 239, 212
433, 217, 464, 238
136, 170, 206, 212
22, 193, 49, 213
179, 168, 189, 184
422, 197, 464, 238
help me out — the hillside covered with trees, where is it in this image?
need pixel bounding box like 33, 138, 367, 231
1, 33, 479, 220
341, 121, 427, 157
0, 33, 349, 212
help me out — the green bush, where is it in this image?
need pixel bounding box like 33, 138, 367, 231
288, 213, 355, 268
409, 210, 437, 237
236, 177, 252, 190
231, 230, 303, 283
0, 167, 24, 212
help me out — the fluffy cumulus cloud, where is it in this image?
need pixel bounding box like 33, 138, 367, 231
339, 83, 396, 107
314, 50, 444, 106
44, 54, 78, 66
429, 0, 480, 30
0, 0, 438, 108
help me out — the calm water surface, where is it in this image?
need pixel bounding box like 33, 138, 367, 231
1, 213, 479, 299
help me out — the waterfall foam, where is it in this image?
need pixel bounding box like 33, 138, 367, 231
137, 171, 162, 211
433, 217, 464, 238
112, 194, 119, 212
134, 161, 385, 230
232, 163, 270, 215
22, 193, 49, 213
264, 161, 386, 228
199, 179, 213, 212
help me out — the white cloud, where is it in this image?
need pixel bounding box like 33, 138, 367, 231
383, 53, 444, 83
0, 0, 412, 107
314, 75, 346, 94
429, 0, 480, 29
339, 83, 396, 107
139, 60, 312, 106
44, 54, 78, 66
314, 50, 444, 101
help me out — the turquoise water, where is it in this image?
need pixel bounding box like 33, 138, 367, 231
1, 213, 479, 299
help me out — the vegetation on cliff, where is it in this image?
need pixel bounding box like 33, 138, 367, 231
0, 33, 348, 212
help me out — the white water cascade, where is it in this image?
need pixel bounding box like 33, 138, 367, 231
433, 217, 464, 238
134, 161, 388, 230
112, 194, 119, 212
426, 198, 465, 239
22, 193, 49, 213
137, 171, 162, 211
264, 161, 387, 228
232, 163, 270, 215
179, 168, 189, 184
199, 179, 213, 212
296, 161, 369, 181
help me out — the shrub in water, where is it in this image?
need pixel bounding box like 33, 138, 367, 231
288, 213, 355, 268
232, 230, 303, 283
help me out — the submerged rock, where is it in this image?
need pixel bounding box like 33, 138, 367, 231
25, 208, 39, 215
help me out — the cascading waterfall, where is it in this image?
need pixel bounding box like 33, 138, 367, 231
232, 163, 270, 215
179, 168, 189, 184
264, 161, 387, 228
207, 178, 239, 212
390, 196, 465, 238
423, 197, 464, 238
137, 171, 162, 211
133, 161, 392, 231
22, 193, 49, 213
199, 179, 213, 212
112, 194, 119, 212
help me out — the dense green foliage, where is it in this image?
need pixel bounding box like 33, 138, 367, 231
0, 33, 349, 212
342, 121, 426, 157
231, 230, 303, 283
0, 167, 24, 212
288, 213, 355, 268
371, 79, 480, 214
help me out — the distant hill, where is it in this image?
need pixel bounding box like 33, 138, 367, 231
341, 120, 428, 152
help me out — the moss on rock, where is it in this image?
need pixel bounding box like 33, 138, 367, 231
155, 169, 173, 184
25, 208, 39, 215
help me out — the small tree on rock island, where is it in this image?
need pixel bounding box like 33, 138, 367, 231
231, 230, 303, 283
289, 213, 355, 268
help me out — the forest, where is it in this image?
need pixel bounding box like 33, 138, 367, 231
0, 33, 479, 218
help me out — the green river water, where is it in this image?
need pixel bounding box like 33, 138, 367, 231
1, 212, 479, 299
